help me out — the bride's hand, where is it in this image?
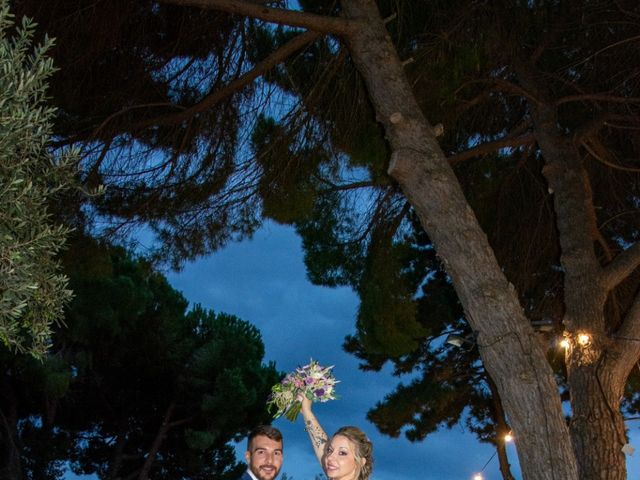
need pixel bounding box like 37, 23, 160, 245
297, 392, 313, 415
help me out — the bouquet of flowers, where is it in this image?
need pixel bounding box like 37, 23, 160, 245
267, 359, 339, 421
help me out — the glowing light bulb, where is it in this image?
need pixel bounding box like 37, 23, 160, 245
577, 333, 591, 346
504, 432, 514, 443
559, 338, 571, 349
473, 474, 484, 480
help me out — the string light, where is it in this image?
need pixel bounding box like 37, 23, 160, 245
470, 430, 517, 478
577, 332, 591, 346
471, 330, 601, 478
558, 332, 594, 349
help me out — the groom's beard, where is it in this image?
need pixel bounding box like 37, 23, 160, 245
252, 463, 280, 480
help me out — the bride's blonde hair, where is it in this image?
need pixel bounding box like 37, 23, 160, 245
333, 426, 373, 480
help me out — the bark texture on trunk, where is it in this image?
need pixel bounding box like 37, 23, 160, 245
516, 60, 630, 480
339, 0, 578, 478
567, 357, 627, 480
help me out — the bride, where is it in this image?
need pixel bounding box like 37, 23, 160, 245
298, 394, 373, 480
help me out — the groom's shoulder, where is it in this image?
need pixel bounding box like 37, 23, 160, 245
238, 472, 252, 480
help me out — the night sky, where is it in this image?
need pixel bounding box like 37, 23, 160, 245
166, 221, 505, 480
168, 224, 640, 480
165, 221, 640, 480
64, 221, 640, 480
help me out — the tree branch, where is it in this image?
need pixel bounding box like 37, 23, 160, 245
448, 133, 535, 166
454, 77, 540, 104
138, 402, 176, 480
315, 177, 377, 192
157, 0, 357, 35
566, 34, 640, 70
602, 242, 640, 291
573, 113, 612, 142
167, 416, 195, 428
130, 30, 320, 131
580, 137, 640, 173
609, 290, 640, 379
557, 94, 640, 106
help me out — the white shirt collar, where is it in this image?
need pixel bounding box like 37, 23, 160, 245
246, 469, 260, 480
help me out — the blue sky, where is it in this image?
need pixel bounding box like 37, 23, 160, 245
165, 221, 517, 480
165, 221, 640, 480
67, 220, 640, 480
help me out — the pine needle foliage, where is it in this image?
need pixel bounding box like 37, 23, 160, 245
0, 1, 75, 358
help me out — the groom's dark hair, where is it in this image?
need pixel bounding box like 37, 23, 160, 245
247, 425, 283, 449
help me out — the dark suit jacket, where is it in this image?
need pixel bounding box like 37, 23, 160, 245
239, 471, 253, 480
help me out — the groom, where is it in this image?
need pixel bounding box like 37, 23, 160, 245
240, 425, 284, 480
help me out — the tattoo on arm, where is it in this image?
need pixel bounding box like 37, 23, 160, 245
306, 420, 328, 449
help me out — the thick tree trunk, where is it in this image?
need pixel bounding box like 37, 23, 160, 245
567, 357, 627, 480
339, 0, 578, 478
516, 61, 629, 479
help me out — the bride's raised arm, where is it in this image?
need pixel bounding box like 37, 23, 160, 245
299, 393, 328, 463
